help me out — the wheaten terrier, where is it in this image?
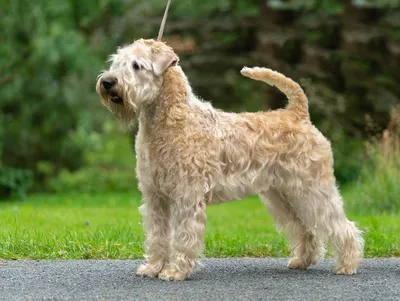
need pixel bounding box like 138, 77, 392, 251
96, 39, 364, 281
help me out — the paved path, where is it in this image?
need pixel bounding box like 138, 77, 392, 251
1, 258, 399, 301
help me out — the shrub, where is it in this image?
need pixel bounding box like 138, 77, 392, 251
48, 166, 136, 194
331, 133, 364, 184
0, 167, 33, 200
47, 121, 137, 194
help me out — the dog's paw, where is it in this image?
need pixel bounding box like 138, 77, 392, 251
334, 265, 358, 275
136, 263, 163, 278
158, 268, 189, 281
287, 257, 310, 270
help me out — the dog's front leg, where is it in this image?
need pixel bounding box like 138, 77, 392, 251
158, 198, 207, 281
136, 190, 171, 278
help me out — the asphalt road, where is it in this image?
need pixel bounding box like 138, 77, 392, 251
1, 258, 399, 301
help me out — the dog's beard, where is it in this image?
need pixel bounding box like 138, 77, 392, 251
110, 90, 138, 124
107, 103, 137, 130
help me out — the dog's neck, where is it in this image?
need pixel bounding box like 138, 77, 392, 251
139, 66, 193, 132
159, 66, 190, 107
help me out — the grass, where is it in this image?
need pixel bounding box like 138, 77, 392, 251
1, 190, 399, 260
346, 138, 400, 215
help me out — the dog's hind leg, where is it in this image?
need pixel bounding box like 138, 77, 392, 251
318, 187, 364, 275
284, 186, 364, 275
136, 190, 171, 278
158, 196, 207, 281
260, 189, 325, 270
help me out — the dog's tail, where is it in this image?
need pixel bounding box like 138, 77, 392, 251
241, 67, 309, 120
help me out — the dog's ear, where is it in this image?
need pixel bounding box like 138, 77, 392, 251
152, 49, 179, 76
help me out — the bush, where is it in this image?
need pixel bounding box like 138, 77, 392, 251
331, 132, 364, 184
48, 166, 136, 194
47, 121, 137, 194
0, 167, 33, 200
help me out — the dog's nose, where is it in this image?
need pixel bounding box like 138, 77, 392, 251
102, 78, 116, 91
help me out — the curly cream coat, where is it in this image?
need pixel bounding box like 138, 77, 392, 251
96, 39, 364, 281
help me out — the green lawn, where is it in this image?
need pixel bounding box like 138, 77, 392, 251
0, 191, 399, 259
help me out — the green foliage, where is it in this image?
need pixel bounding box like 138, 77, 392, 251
48, 166, 135, 194
48, 121, 137, 194
0, 0, 139, 197
331, 133, 365, 184
0, 167, 33, 200
315, 0, 344, 13
0, 0, 109, 193
268, 0, 344, 13
172, 0, 258, 17
352, 0, 400, 8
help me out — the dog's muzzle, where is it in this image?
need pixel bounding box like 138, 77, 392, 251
101, 77, 123, 103
110, 95, 123, 103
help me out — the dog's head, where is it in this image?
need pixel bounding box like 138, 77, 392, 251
96, 39, 179, 123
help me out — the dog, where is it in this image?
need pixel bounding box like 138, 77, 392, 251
96, 39, 364, 281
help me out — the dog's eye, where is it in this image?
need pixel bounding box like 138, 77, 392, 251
133, 61, 141, 70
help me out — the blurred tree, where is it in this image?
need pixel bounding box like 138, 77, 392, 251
0, 0, 115, 197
